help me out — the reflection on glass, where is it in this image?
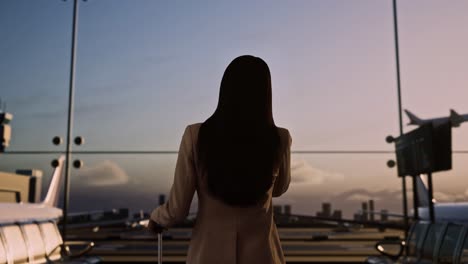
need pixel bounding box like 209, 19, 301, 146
0, 1, 71, 151
69, 154, 179, 215
73, 1, 397, 151
0, 154, 64, 203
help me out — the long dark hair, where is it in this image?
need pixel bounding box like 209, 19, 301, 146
197, 55, 281, 207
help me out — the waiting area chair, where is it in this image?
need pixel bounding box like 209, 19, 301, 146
367, 221, 468, 264
0, 220, 99, 264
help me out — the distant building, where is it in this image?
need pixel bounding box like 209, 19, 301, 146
369, 199, 375, 221
381, 209, 389, 222
273, 205, 282, 215
0, 170, 43, 203
284, 205, 291, 215
322, 203, 331, 218
353, 213, 362, 221
332, 210, 342, 219
317, 202, 342, 218
361, 202, 368, 221
159, 194, 166, 206
133, 210, 150, 220
117, 208, 129, 218
66, 208, 130, 226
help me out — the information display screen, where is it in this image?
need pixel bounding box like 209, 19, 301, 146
395, 122, 451, 177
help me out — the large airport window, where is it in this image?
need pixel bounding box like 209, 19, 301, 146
0, 2, 72, 151
72, 0, 398, 151
399, 0, 468, 210
2, 0, 468, 262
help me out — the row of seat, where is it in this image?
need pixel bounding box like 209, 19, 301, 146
0, 220, 98, 264
367, 221, 468, 264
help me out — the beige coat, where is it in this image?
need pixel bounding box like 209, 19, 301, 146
151, 123, 291, 264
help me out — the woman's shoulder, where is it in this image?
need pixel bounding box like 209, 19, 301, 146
276, 126, 292, 145
186, 123, 203, 132
184, 123, 290, 142
183, 123, 203, 140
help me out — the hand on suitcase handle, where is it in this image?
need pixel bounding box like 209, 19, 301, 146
146, 220, 165, 264
148, 219, 166, 235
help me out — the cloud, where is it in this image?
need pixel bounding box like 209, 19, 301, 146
275, 188, 405, 218
433, 192, 455, 202
434, 191, 467, 202
75, 160, 129, 187
272, 196, 297, 205
334, 188, 399, 203
346, 193, 381, 202
290, 158, 344, 185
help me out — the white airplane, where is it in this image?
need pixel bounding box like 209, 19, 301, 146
358, 175, 468, 224
0, 155, 65, 223
415, 175, 468, 223
405, 109, 468, 127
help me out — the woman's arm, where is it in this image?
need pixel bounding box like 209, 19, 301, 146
150, 125, 197, 227
272, 130, 292, 197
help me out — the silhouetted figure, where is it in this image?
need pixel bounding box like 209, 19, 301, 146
148, 55, 292, 264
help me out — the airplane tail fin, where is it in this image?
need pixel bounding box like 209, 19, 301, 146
450, 109, 463, 127
42, 155, 65, 207
405, 110, 423, 125
415, 175, 434, 207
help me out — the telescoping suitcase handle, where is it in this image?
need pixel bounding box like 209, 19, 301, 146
158, 232, 163, 264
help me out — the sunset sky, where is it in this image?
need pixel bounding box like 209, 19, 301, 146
1, 0, 468, 217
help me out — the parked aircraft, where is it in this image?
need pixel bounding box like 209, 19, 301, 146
362, 175, 468, 224
415, 175, 468, 223
0, 155, 65, 223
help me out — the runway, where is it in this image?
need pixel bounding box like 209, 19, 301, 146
68, 227, 404, 263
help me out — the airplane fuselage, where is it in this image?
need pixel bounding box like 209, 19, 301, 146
406, 109, 468, 127
417, 202, 468, 223
0, 203, 62, 223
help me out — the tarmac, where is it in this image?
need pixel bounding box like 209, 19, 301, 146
67, 226, 404, 263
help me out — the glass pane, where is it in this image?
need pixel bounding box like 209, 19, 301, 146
278, 154, 401, 218
399, 1, 468, 149
69, 154, 180, 214
0, 154, 64, 204
67, 154, 400, 220
431, 154, 468, 205
73, 0, 398, 151
0, 1, 72, 151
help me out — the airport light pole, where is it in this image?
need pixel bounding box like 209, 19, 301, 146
392, 0, 409, 237
62, 0, 80, 241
